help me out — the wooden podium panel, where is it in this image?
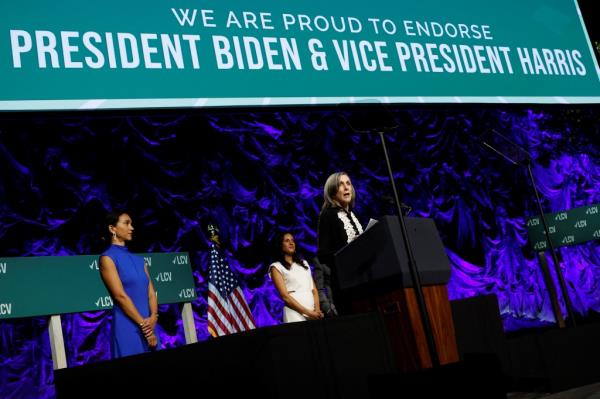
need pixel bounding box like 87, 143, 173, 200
335, 216, 459, 372
353, 286, 458, 371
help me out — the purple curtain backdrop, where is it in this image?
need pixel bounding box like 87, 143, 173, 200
0, 106, 599, 398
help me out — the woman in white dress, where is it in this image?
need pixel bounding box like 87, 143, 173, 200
269, 232, 324, 323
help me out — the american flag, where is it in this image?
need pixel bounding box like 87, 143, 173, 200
207, 244, 256, 337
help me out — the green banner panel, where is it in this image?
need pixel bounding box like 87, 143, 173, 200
526, 204, 600, 251
1, 0, 599, 110
0, 252, 196, 320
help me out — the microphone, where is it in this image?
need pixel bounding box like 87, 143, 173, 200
381, 196, 412, 215
400, 203, 412, 216
336, 101, 400, 134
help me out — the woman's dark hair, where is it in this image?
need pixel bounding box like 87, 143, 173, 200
101, 210, 129, 241
273, 231, 307, 270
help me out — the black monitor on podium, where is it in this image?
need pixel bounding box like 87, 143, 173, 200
334, 215, 451, 292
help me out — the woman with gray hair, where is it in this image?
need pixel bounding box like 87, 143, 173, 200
316, 172, 363, 315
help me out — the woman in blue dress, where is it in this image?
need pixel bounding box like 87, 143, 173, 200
99, 211, 160, 358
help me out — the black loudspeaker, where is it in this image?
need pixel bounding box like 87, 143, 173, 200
507, 321, 600, 393
450, 294, 510, 374
448, 294, 600, 393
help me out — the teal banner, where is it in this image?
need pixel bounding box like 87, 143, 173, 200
1, 0, 599, 110
0, 252, 197, 320
526, 204, 600, 251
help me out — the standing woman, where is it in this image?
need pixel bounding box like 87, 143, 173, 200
269, 232, 323, 323
317, 172, 364, 314
99, 211, 160, 358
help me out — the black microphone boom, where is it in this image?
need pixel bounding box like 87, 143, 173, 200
340, 102, 440, 368
480, 128, 574, 328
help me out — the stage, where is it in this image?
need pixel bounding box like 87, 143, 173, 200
55, 297, 600, 398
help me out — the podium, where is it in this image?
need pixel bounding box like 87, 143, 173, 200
334, 215, 459, 371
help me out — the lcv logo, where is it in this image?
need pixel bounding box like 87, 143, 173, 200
574, 220, 587, 228
561, 235, 575, 245
0, 303, 12, 315
95, 296, 113, 307
585, 206, 598, 215
172, 255, 188, 265
155, 272, 172, 282
179, 288, 194, 299
0, 262, 6, 274
555, 212, 568, 221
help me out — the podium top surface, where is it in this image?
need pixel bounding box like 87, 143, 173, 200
334, 216, 451, 291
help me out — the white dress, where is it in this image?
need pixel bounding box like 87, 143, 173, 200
269, 261, 315, 323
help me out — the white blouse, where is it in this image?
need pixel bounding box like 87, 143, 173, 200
336, 209, 363, 243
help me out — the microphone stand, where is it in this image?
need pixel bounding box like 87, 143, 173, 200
525, 160, 573, 327
482, 130, 575, 328
379, 130, 440, 368
339, 104, 440, 368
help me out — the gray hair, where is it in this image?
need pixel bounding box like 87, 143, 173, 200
322, 171, 355, 210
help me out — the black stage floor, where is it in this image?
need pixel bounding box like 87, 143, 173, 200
54, 296, 600, 398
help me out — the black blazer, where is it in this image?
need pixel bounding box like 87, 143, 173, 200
316, 206, 362, 268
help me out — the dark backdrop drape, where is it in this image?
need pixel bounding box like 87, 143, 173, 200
1, 106, 599, 398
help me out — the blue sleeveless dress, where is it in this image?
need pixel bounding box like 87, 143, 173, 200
101, 244, 160, 358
